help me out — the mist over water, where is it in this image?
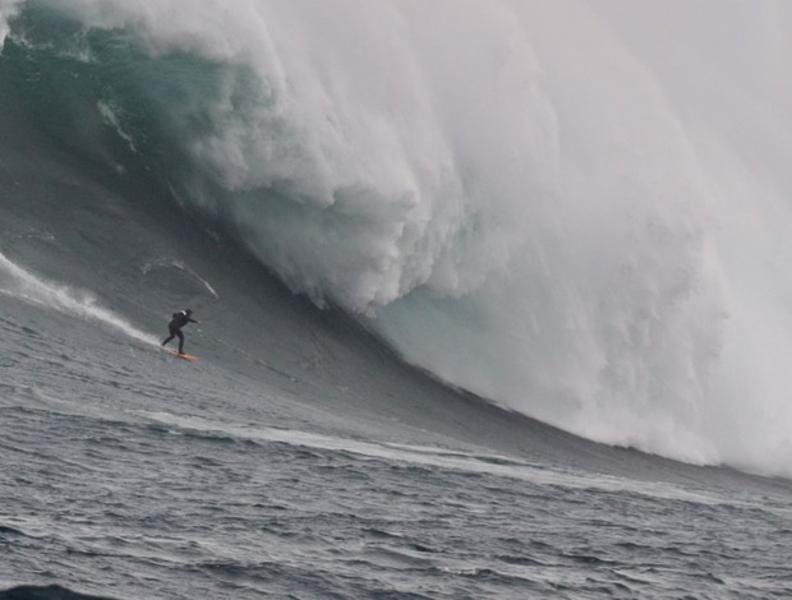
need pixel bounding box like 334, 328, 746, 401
3, 0, 792, 475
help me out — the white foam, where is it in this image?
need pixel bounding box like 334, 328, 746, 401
18, 0, 792, 474
97, 100, 139, 154
0, 251, 159, 346
132, 410, 754, 507
0, 0, 21, 46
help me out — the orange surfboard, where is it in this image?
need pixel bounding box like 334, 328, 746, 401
164, 349, 199, 361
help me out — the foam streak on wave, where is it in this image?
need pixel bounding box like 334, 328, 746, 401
0, 251, 158, 345
134, 410, 733, 506
5, 0, 792, 475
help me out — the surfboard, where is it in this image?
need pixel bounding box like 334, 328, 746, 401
164, 349, 199, 361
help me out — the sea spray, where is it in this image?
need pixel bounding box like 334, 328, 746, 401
0, 251, 159, 346
0, 0, 22, 45
4, 0, 792, 475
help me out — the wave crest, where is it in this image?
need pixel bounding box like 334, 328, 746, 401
5, 0, 792, 475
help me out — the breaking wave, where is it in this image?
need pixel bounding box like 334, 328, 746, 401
3, 0, 792, 475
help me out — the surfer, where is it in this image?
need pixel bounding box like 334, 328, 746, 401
161, 308, 199, 355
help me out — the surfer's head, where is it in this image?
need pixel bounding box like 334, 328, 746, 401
185, 308, 193, 315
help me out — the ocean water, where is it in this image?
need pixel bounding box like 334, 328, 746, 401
2, 2, 792, 598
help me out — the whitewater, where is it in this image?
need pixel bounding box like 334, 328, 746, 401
2, 1, 792, 598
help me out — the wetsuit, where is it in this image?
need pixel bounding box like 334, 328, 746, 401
161, 311, 198, 354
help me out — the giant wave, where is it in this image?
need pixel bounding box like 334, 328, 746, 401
2, 0, 792, 476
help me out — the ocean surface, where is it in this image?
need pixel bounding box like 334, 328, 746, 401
2, 2, 792, 599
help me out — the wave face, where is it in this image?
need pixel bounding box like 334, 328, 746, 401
2, 0, 792, 475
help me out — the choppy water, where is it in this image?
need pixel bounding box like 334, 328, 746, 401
3, 2, 792, 599
2, 302, 792, 599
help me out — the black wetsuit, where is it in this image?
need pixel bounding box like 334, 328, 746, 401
161, 311, 198, 354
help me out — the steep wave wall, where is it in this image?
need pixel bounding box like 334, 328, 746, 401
2, 0, 792, 475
